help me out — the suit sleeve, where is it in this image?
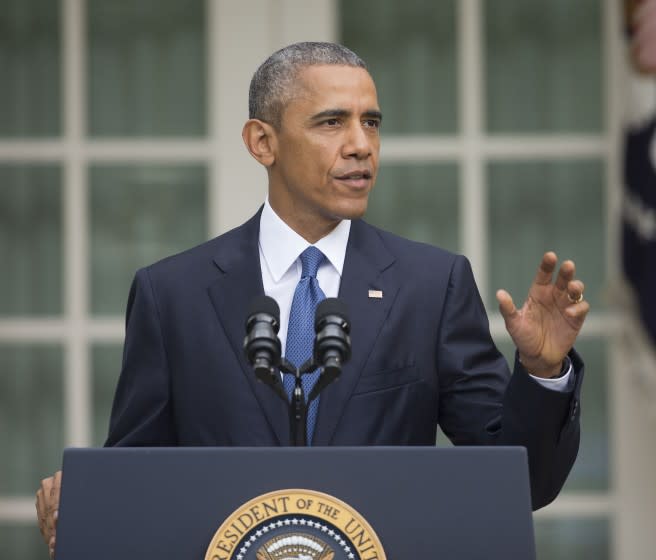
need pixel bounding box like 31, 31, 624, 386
436, 255, 582, 510
104, 267, 178, 446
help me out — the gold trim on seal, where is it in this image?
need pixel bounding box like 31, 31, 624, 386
205, 488, 386, 560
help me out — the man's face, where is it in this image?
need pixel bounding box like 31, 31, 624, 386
267, 64, 381, 241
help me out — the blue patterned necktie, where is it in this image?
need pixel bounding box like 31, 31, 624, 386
283, 246, 326, 445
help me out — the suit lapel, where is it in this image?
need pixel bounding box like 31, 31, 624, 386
207, 209, 289, 445
312, 220, 398, 445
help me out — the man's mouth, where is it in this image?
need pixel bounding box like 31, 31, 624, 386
335, 170, 372, 182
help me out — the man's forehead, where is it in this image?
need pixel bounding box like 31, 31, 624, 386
294, 64, 379, 107
296, 64, 374, 86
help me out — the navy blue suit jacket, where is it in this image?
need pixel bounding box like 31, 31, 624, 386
106, 209, 583, 509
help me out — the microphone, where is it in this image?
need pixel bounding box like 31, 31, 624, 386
307, 298, 351, 401
243, 295, 282, 382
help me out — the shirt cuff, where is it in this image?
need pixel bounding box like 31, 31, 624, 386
528, 356, 573, 392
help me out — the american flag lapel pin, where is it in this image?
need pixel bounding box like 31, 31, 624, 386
368, 289, 383, 299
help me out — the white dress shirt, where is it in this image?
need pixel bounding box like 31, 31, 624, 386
259, 199, 350, 356
258, 199, 572, 390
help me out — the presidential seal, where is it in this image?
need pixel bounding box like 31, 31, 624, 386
205, 489, 386, 560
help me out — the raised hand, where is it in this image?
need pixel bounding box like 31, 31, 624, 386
496, 252, 589, 378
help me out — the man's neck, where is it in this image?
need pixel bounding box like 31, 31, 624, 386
267, 199, 341, 244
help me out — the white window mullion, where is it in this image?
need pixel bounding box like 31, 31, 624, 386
458, 0, 487, 294
603, 0, 624, 289
206, 0, 221, 238
603, 0, 625, 556
213, 0, 274, 235
278, 0, 336, 46
380, 135, 606, 163
0, 498, 38, 523
62, 0, 90, 448
534, 493, 615, 518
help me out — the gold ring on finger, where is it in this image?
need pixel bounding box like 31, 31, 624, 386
567, 292, 583, 304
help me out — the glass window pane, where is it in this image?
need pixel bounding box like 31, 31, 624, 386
340, 0, 457, 134
89, 164, 208, 315
492, 336, 516, 372
0, 344, 63, 495
563, 338, 609, 491
534, 517, 609, 560
366, 163, 459, 252
92, 344, 123, 447
494, 336, 609, 492
87, 0, 206, 136
0, 524, 44, 560
488, 160, 605, 310
484, 0, 602, 133
0, 165, 62, 316
0, 0, 60, 137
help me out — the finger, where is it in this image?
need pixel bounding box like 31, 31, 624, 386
36, 489, 47, 540
565, 299, 590, 322
38, 477, 54, 538
49, 536, 55, 559
52, 470, 62, 494
46, 472, 61, 536
565, 279, 585, 304
496, 289, 517, 321
532, 251, 558, 286
554, 260, 576, 292
50, 471, 61, 509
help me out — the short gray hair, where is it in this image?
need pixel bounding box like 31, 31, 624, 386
248, 42, 367, 128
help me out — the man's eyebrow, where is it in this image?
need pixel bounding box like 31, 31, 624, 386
310, 109, 350, 121
309, 109, 383, 122
363, 110, 383, 122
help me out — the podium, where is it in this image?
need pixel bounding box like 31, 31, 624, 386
56, 446, 536, 559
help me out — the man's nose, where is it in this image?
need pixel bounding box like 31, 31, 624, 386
342, 122, 373, 159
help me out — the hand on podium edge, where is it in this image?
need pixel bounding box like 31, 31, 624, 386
36, 470, 61, 559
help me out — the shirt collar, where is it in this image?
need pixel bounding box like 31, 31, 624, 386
259, 199, 351, 282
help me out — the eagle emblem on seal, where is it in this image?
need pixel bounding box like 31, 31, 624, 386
255, 533, 335, 560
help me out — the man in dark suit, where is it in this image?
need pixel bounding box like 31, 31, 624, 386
37, 42, 589, 557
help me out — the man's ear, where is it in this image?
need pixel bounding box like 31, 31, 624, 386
242, 119, 277, 167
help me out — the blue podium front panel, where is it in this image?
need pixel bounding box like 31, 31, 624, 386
56, 446, 535, 559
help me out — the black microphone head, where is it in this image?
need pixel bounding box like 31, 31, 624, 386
315, 298, 349, 331
247, 295, 280, 320
244, 295, 282, 370
246, 295, 280, 331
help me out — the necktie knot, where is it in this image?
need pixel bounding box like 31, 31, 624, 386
300, 246, 325, 279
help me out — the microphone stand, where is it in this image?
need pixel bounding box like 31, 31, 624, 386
245, 296, 348, 446
286, 358, 308, 447
252, 356, 310, 447
252, 356, 343, 447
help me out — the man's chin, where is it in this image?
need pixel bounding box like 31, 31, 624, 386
332, 199, 369, 221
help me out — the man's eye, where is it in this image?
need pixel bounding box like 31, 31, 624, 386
324, 118, 340, 126
364, 119, 380, 129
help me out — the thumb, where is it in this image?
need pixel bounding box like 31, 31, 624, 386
496, 289, 517, 322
